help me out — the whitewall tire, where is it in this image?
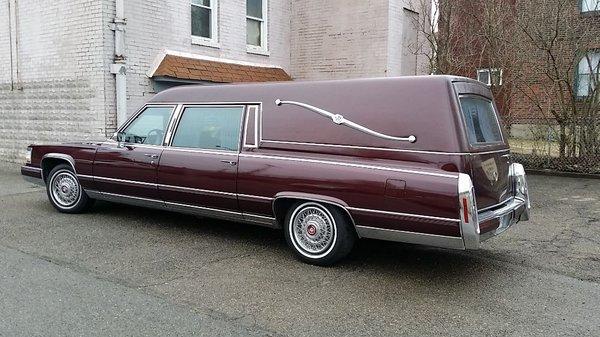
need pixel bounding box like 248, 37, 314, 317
46, 164, 94, 213
284, 201, 356, 266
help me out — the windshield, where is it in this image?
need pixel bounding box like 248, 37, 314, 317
459, 96, 503, 145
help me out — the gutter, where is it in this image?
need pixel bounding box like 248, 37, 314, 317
110, 0, 127, 127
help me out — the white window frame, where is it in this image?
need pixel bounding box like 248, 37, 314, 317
246, 0, 268, 55
477, 68, 503, 86
191, 0, 220, 48
576, 51, 600, 98
581, 0, 600, 13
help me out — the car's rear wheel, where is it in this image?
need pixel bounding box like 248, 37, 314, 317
284, 201, 356, 266
46, 164, 94, 213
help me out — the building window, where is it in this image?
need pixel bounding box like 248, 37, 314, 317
191, 0, 219, 47
576, 52, 600, 97
581, 0, 600, 13
246, 0, 268, 54
477, 68, 503, 86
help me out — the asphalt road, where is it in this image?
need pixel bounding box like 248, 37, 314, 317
1, 161, 599, 336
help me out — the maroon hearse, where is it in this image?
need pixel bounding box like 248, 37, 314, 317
21, 76, 530, 265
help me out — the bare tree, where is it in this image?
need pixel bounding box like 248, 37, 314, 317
409, 0, 600, 168
514, 0, 600, 160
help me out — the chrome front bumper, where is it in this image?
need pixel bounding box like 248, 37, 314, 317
21, 165, 45, 187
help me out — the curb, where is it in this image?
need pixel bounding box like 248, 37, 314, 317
525, 169, 600, 180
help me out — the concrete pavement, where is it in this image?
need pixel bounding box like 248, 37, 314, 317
0, 161, 599, 336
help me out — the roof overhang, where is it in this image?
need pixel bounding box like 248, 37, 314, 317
147, 49, 292, 83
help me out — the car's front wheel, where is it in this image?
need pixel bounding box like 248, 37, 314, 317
46, 164, 94, 213
284, 201, 356, 266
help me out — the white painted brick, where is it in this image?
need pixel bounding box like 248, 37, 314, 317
0, 0, 427, 163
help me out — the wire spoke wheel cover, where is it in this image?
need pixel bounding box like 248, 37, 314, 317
289, 202, 337, 259
50, 170, 81, 209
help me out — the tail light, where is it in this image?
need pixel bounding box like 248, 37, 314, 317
509, 163, 530, 220
458, 173, 480, 249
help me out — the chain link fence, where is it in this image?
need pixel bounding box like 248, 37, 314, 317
501, 115, 600, 175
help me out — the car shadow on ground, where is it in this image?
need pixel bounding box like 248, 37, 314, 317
87, 200, 504, 282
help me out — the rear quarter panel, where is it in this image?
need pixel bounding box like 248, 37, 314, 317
237, 150, 461, 237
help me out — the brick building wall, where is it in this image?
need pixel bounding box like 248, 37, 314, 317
0, 0, 108, 163
291, 0, 429, 80
107, 0, 291, 132
507, 6, 600, 124
442, 0, 599, 131
1, 0, 429, 163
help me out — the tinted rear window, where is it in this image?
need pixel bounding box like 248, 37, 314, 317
459, 96, 503, 145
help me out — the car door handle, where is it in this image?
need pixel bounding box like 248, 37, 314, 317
220, 160, 237, 166
144, 153, 159, 159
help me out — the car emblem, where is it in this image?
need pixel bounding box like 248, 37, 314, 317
481, 158, 499, 183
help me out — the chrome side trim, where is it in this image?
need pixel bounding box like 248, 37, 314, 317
238, 193, 274, 201
86, 190, 278, 228
92, 175, 157, 187
158, 183, 237, 198
86, 190, 164, 209
275, 99, 417, 143
165, 200, 244, 221
80, 175, 271, 201
162, 147, 239, 156
260, 140, 510, 156
239, 153, 458, 178
243, 213, 278, 227
355, 225, 465, 250
347, 207, 460, 223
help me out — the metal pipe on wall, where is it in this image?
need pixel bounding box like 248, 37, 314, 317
7, 0, 22, 91
110, 0, 127, 127
7, 0, 14, 91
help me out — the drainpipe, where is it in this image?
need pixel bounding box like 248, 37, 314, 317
110, 0, 127, 127
8, 0, 22, 91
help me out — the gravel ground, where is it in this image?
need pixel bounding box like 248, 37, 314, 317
1, 161, 599, 336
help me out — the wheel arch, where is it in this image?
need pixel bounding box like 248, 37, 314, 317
271, 192, 358, 235
41, 153, 76, 184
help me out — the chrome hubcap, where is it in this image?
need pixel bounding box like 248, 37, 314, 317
291, 205, 335, 255
51, 171, 80, 207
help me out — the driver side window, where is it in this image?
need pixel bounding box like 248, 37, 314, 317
119, 106, 174, 145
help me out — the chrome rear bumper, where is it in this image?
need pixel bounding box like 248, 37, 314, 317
477, 196, 528, 243
458, 163, 531, 250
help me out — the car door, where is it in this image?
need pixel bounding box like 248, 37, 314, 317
93, 105, 176, 200
157, 105, 244, 214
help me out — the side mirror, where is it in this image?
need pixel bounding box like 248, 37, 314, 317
116, 132, 126, 148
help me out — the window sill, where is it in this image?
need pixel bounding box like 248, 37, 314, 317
246, 46, 270, 56
580, 10, 600, 17
192, 36, 220, 49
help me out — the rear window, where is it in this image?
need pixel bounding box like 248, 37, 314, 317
459, 96, 503, 145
